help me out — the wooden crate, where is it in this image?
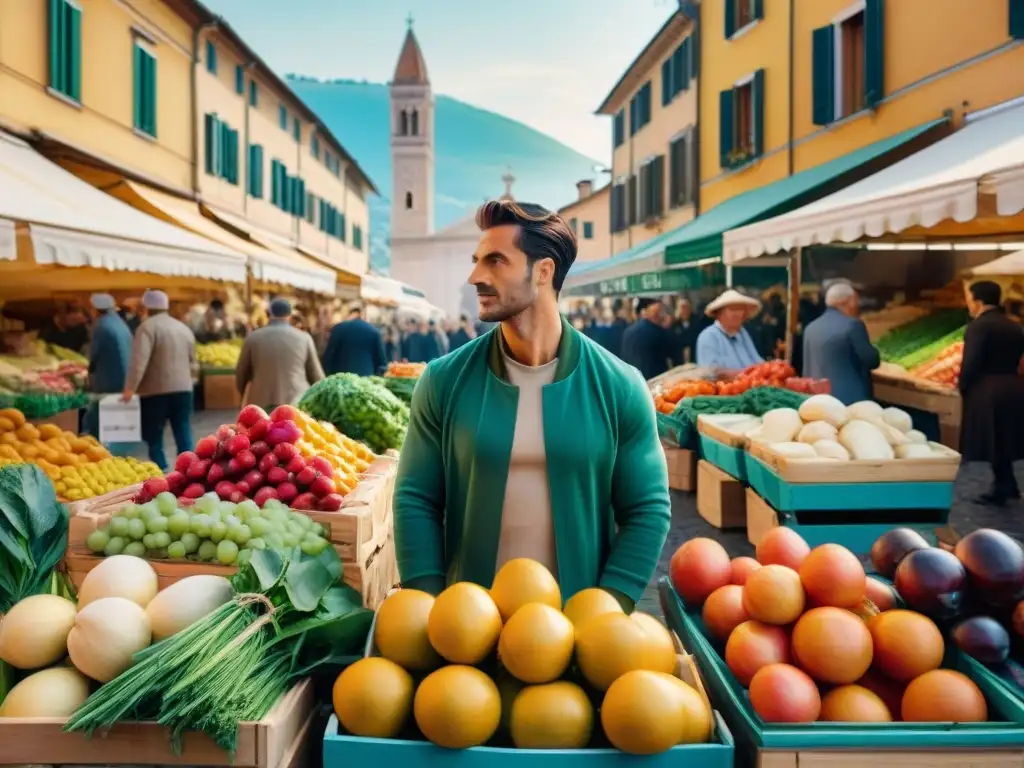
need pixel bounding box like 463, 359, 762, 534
872, 369, 963, 451
696, 460, 746, 530
29, 407, 80, 433
664, 444, 697, 492
752, 747, 1024, 768
745, 488, 779, 548
747, 440, 960, 484
204, 373, 242, 411
0, 679, 315, 767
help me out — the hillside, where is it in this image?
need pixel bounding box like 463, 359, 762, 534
286, 76, 602, 273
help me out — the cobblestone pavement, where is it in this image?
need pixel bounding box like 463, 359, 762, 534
136, 410, 1024, 616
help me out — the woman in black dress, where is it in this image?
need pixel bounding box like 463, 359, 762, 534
959, 280, 1024, 506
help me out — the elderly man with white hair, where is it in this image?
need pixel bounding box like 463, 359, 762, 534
802, 281, 881, 405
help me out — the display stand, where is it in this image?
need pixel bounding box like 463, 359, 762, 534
203, 370, 242, 411
873, 369, 962, 450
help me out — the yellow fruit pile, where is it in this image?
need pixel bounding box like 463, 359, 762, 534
332, 559, 713, 755
54, 457, 162, 501
197, 341, 242, 369
291, 409, 374, 495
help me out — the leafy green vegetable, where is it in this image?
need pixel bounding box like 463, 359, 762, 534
662, 387, 808, 449
298, 373, 409, 453
0, 391, 89, 419
876, 309, 969, 364
0, 463, 70, 612
368, 375, 416, 405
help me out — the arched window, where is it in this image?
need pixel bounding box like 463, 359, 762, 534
405, 191, 413, 210
410, 109, 419, 136
400, 110, 409, 136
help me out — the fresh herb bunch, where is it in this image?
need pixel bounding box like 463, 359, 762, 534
65, 546, 373, 754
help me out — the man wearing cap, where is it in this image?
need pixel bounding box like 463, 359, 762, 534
236, 298, 324, 409
123, 290, 198, 470
621, 298, 674, 380
695, 289, 765, 373
82, 294, 133, 438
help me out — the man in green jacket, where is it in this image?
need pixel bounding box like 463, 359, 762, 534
393, 200, 671, 610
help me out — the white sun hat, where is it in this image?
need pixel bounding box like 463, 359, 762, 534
704, 289, 762, 319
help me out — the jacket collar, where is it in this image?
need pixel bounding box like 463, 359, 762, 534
487, 315, 580, 383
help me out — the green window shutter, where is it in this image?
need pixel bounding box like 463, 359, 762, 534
672, 43, 684, 96
249, 81, 258, 107
229, 130, 239, 184
279, 106, 287, 130
256, 146, 264, 197
340, 213, 347, 241
293, 117, 300, 141
1013, 0, 1024, 38
235, 65, 244, 95
661, 58, 672, 106
724, 0, 736, 38
865, 0, 885, 108
690, 23, 700, 77
811, 25, 835, 126
67, 3, 81, 101
752, 68, 765, 158
206, 41, 216, 75
218, 122, 228, 179
132, 47, 142, 130
203, 115, 216, 174
680, 39, 691, 92
144, 52, 157, 136
49, 0, 62, 94
270, 161, 278, 205
718, 88, 734, 167
753, 0, 764, 22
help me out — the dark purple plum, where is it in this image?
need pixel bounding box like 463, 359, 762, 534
952, 616, 1011, 664
954, 529, 1024, 608
894, 548, 966, 620
870, 528, 930, 580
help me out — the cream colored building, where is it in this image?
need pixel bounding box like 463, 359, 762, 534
558, 181, 611, 264
599, 10, 698, 256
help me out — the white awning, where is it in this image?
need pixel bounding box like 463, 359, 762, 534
723, 102, 1024, 264
0, 131, 248, 282
0, 219, 13, 261
965, 248, 1024, 277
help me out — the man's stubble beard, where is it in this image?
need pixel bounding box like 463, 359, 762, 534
477, 275, 538, 324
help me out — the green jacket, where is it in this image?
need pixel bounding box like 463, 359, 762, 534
393, 317, 671, 606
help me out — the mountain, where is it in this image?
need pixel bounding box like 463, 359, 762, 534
286, 76, 602, 274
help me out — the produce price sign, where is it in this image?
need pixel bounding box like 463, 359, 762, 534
98, 395, 142, 444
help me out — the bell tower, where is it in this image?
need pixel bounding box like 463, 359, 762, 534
389, 16, 434, 239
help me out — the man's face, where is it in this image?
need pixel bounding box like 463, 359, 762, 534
843, 291, 861, 318
718, 305, 748, 332
678, 301, 692, 320
645, 303, 665, 324
469, 225, 549, 323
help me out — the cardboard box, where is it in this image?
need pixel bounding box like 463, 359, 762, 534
696, 460, 746, 530
664, 445, 697, 492
204, 373, 242, 411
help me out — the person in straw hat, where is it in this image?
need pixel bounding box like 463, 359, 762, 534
695, 288, 764, 373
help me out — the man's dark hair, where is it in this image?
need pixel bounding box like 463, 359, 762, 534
970, 280, 1002, 307
475, 200, 577, 292
347, 306, 361, 318
210, 299, 224, 312
636, 298, 661, 313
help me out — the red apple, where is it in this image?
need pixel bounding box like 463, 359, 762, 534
237, 404, 269, 428
165, 470, 187, 494
250, 440, 270, 458
270, 405, 298, 423
215, 481, 236, 500
174, 451, 198, 473
253, 486, 279, 507
207, 462, 226, 486
216, 424, 236, 441
295, 466, 318, 487
229, 491, 246, 504
187, 458, 211, 481
243, 469, 265, 490
273, 442, 299, 463
285, 454, 306, 475
292, 492, 317, 510
258, 453, 279, 474
183, 483, 206, 499
195, 436, 218, 460
225, 434, 250, 457
310, 474, 336, 499
134, 487, 154, 504
276, 482, 298, 503
267, 466, 289, 486
142, 477, 169, 498
318, 493, 344, 511
235, 480, 251, 497
309, 456, 333, 476
248, 418, 271, 442
235, 449, 257, 471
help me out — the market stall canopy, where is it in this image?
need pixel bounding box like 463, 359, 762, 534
964, 248, 1024, 277
0, 131, 247, 282
723, 103, 1024, 265
562, 118, 945, 291
0, 219, 13, 261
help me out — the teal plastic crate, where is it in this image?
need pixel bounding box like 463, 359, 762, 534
658, 577, 1024, 749
699, 434, 747, 482
764, 511, 940, 554
745, 455, 954, 512
323, 712, 736, 767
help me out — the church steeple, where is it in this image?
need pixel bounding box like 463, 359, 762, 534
392, 21, 430, 87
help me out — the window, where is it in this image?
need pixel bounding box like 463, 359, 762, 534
353, 225, 363, 250
204, 114, 238, 183
246, 144, 263, 198
724, 0, 764, 39
319, 202, 347, 241
638, 156, 665, 223
613, 109, 625, 148
305, 193, 317, 224
405, 191, 413, 210
270, 159, 285, 207
1013, 0, 1024, 39
629, 82, 652, 136
669, 130, 698, 208
279, 105, 288, 130
132, 43, 157, 137
235, 64, 244, 95
205, 40, 216, 75
311, 135, 320, 159
718, 69, 764, 168
249, 81, 258, 107
812, 1, 884, 126
583, 222, 594, 239
290, 177, 306, 217
610, 183, 627, 233
627, 174, 638, 226
293, 117, 301, 141
48, 0, 81, 102
400, 110, 408, 135
662, 38, 692, 106
410, 110, 419, 135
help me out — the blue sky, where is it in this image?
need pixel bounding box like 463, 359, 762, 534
201, 0, 676, 161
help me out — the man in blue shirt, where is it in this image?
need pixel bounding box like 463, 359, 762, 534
695, 289, 764, 374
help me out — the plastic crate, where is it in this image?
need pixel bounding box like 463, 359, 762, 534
699, 434, 748, 483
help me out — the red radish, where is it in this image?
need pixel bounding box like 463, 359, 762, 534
267, 466, 289, 486
258, 453, 279, 474
276, 482, 298, 503
318, 493, 344, 511
310, 474, 336, 499
229, 491, 246, 504
253, 486, 279, 507
142, 477, 170, 498
216, 424, 236, 441
228, 457, 244, 476
250, 440, 270, 457
207, 462, 226, 486
295, 467, 318, 487
164, 471, 187, 494
243, 469, 265, 490
292, 492, 317, 510
285, 454, 306, 475
225, 434, 250, 456
183, 483, 206, 499
270, 405, 298, 423
266, 420, 302, 446
237, 405, 269, 428
235, 480, 251, 497
174, 451, 197, 473
215, 481, 236, 500
134, 487, 154, 503
187, 459, 211, 480
248, 418, 270, 442
235, 449, 257, 471
195, 436, 218, 459
273, 442, 299, 462
309, 456, 332, 476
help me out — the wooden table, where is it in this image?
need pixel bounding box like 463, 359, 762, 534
872, 366, 962, 449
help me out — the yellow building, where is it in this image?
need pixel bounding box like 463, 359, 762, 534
558, 181, 612, 263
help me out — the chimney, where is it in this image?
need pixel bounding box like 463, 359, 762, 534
576, 179, 593, 201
